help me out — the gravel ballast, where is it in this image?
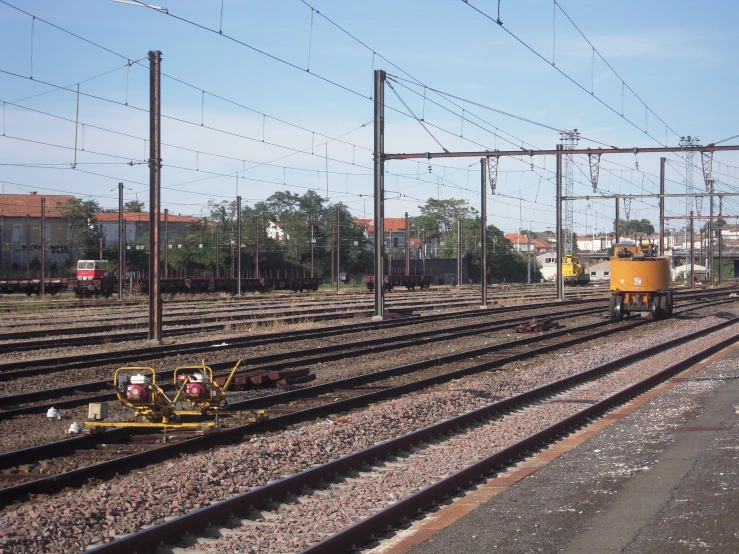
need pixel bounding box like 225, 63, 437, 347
0, 307, 737, 553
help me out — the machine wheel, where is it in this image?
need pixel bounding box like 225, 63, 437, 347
608, 295, 623, 320
653, 295, 668, 320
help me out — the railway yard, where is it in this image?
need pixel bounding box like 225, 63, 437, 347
0, 284, 736, 553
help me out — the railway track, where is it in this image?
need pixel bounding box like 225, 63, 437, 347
0, 287, 609, 341
0, 295, 733, 507
0, 300, 610, 416
0, 295, 610, 382
84, 306, 739, 554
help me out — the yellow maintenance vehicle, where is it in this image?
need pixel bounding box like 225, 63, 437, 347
562, 253, 590, 286
85, 360, 266, 432
609, 239, 672, 320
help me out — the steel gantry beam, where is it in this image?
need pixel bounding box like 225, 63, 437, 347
372, 68, 739, 316
384, 144, 739, 160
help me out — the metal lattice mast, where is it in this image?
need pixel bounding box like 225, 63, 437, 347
560, 129, 580, 254
680, 136, 700, 216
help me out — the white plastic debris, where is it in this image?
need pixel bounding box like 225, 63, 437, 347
46, 407, 60, 420
212, 342, 229, 347
67, 422, 82, 435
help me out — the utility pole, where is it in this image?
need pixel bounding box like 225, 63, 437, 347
659, 157, 665, 255
336, 205, 341, 292
404, 212, 410, 276
236, 195, 241, 295
26, 214, 30, 279
331, 219, 335, 288
99, 224, 103, 261
310, 224, 314, 278
148, 49, 162, 343
230, 240, 234, 278
555, 144, 563, 300
614, 197, 620, 244
215, 223, 220, 278
560, 129, 580, 255
480, 157, 487, 308
254, 215, 259, 278
718, 196, 723, 284
527, 233, 531, 284
163, 208, 168, 279
690, 211, 695, 290
40, 197, 45, 296
708, 179, 714, 284
457, 218, 462, 287
373, 69, 385, 319
118, 182, 124, 300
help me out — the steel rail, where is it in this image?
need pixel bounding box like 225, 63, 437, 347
87, 312, 739, 554
0, 302, 609, 416
0, 310, 630, 504
0, 297, 606, 378
0, 289, 605, 343
2, 298, 731, 506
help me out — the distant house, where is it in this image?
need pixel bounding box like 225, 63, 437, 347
587, 260, 611, 282
0, 191, 78, 269
93, 212, 197, 246
536, 253, 558, 281
505, 233, 551, 253
265, 221, 290, 241
672, 263, 707, 282
355, 217, 407, 248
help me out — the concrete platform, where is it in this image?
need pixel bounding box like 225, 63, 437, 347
379, 344, 739, 553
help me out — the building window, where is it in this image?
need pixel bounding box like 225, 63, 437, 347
590, 271, 597, 277
11, 225, 22, 243
393, 237, 399, 247
604, 271, 610, 277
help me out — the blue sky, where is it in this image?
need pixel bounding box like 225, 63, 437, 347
0, 0, 737, 235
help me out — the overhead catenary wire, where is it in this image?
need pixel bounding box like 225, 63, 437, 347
459, 0, 682, 147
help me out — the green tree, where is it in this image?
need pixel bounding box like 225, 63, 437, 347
57, 198, 101, 259
618, 218, 654, 237
124, 200, 145, 212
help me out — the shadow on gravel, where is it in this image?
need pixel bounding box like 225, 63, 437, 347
708, 311, 738, 321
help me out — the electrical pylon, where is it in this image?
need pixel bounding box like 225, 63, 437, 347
560, 129, 580, 254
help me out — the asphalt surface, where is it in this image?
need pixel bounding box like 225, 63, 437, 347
386, 344, 739, 553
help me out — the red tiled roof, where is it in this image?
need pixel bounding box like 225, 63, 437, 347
354, 218, 406, 232
505, 233, 550, 249
94, 212, 197, 223
0, 193, 77, 218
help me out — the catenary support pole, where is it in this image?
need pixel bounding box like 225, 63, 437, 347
148, 49, 162, 343
254, 215, 259, 278
215, 223, 220, 278
457, 218, 462, 287
615, 196, 620, 245
718, 196, 723, 284
26, 214, 30, 279
331, 220, 335, 287
708, 179, 714, 284
659, 157, 665, 255
373, 69, 386, 318
404, 212, 410, 276
690, 211, 695, 290
337, 205, 341, 292
163, 208, 168, 279
118, 182, 124, 300
480, 158, 487, 308
236, 195, 241, 295
40, 197, 45, 296
555, 144, 563, 301
310, 224, 314, 278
